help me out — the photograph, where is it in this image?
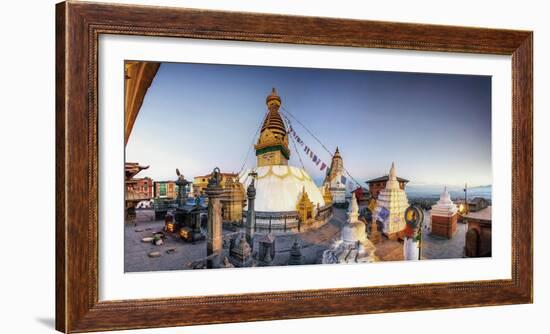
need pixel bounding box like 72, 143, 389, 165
124, 61, 492, 272
1, 0, 539, 332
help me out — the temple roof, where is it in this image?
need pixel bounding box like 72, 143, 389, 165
125, 162, 149, 180
365, 175, 409, 184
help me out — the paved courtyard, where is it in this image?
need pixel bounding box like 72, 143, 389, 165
125, 208, 471, 272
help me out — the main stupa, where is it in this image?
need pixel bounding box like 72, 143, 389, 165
239, 88, 331, 233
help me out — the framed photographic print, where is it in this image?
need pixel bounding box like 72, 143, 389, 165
56, 1, 533, 332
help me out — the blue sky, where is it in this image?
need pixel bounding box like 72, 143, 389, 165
126, 62, 492, 187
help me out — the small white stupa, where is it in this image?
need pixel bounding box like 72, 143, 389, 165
341, 192, 367, 244
322, 193, 378, 264
430, 186, 458, 238
374, 162, 410, 238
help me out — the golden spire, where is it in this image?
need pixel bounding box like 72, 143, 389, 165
266, 87, 281, 106
255, 88, 290, 167
260, 88, 286, 137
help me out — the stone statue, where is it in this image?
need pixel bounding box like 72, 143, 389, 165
175, 168, 191, 205
208, 167, 222, 188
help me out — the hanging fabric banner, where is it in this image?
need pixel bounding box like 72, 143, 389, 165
284, 113, 330, 174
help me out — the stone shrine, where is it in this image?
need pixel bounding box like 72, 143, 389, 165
287, 239, 305, 265
228, 233, 253, 267
430, 186, 458, 239
257, 234, 276, 265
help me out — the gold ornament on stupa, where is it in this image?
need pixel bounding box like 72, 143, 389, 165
322, 183, 333, 205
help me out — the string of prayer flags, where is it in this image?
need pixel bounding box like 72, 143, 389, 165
283, 111, 357, 190
285, 114, 332, 174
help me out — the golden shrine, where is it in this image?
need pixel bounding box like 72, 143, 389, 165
296, 187, 315, 223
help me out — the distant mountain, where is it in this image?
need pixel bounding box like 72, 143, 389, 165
406, 184, 492, 200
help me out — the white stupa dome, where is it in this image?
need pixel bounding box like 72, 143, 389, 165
431, 186, 458, 217
342, 193, 367, 244
239, 165, 325, 212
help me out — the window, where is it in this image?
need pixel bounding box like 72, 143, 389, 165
159, 183, 167, 197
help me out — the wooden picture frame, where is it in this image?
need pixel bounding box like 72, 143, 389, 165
56, 1, 533, 332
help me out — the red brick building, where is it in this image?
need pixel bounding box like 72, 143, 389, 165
127, 177, 153, 199
351, 187, 370, 206
463, 206, 492, 257
125, 162, 151, 220
366, 175, 409, 198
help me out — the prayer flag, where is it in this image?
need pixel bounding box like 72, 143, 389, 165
320, 162, 327, 171
378, 207, 390, 222
341, 175, 347, 184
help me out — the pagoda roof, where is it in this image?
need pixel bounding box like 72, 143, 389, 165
365, 175, 409, 184
125, 162, 149, 179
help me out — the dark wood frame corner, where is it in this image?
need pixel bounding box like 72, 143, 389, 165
55, 1, 533, 332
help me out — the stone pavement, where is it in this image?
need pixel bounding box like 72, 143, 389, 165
124, 208, 472, 272
124, 218, 207, 272
421, 221, 468, 260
